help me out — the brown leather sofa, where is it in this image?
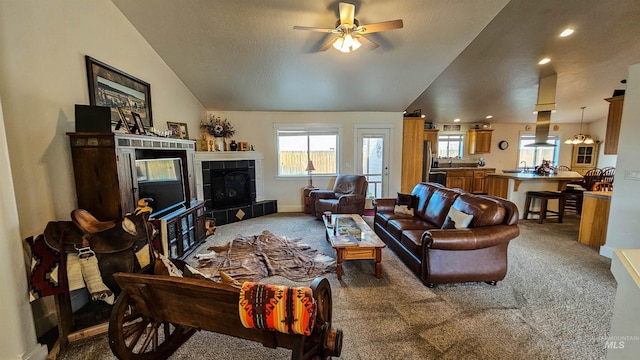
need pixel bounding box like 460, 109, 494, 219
309, 175, 368, 219
373, 182, 520, 287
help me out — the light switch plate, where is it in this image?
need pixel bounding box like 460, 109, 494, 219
624, 170, 640, 181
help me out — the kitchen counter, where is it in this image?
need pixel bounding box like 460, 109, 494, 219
488, 171, 583, 191
430, 167, 496, 171
486, 171, 583, 219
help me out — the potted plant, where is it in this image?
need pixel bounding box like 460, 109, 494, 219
200, 115, 235, 151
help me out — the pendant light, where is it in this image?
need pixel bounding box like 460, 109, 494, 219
564, 106, 595, 145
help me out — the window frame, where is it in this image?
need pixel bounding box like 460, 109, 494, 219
438, 134, 464, 159
516, 132, 561, 168
275, 124, 341, 178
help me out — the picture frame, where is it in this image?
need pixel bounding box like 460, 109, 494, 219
85, 55, 153, 128
131, 112, 147, 135
115, 108, 132, 133
167, 122, 189, 139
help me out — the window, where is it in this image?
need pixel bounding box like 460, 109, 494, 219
438, 134, 464, 158
277, 127, 339, 177
517, 134, 560, 168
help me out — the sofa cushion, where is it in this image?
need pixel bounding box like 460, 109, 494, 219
420, 188, 461, 227
387, 218, 434, 239
451, 194, 506, 227
400, 230, 425, 255
411, 183, 440, 219
441, 207, 474, 229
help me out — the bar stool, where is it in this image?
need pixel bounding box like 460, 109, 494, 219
524, 191, 565, 224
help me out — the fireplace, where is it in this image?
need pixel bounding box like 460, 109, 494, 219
197, 153, 277, 225
210, 168, 253, 208
201, 160, 257, 212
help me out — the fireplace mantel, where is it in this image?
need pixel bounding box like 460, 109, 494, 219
194, 151, 265, 202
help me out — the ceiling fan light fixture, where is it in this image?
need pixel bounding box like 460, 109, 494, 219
333, 33, 361, 53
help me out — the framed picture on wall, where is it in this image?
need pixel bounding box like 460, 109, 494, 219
85, 55, 153, 128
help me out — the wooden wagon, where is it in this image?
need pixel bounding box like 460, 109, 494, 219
108, 272, 343, 359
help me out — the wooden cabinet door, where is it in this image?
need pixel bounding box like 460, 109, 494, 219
401, 117, 425, 192
116, 148, 137, 215
604, 96, 624, 154
472, 169, 495, 193
467, 129, 493, 154
423, 129, 439, 155
446, 170, 473, 192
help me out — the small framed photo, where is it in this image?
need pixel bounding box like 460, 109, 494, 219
132, 112, 146, 135
167, 122, 189, 139
116, 108, 132, 133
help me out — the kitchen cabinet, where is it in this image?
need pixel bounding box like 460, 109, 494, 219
423, 129, 439, 154
604, 95, 624, 154
401, 117, 425, 193
571, 143, 599, 175
578, 191, 611, 248
467, 129, 493, 154
472, 169, 495, 194
446, 170, 473, 191
445, 169, 495, 193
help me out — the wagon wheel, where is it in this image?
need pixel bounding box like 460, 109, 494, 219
108, 291, 195, 360
292, 278, 343, 360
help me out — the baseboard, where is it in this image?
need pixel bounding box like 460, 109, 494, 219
21, 343, 48, 360
600, 245, 614, 259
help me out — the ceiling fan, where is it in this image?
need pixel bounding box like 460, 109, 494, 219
293, 2, 403, 53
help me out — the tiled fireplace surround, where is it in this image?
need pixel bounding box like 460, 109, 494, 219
194, 152, 277, 225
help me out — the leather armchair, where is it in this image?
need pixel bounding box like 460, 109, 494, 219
309, 175, 368, 218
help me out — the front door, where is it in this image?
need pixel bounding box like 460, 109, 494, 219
356, 128, 390, 208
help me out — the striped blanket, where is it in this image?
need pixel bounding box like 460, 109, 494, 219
239, 282, 317, 336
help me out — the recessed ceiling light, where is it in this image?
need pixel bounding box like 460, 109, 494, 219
538, 58, 551, 65
560, 28, 574, 37
485, 115, 493, 119
453, 118, 461, 122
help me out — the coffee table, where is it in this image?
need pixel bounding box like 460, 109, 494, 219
323, 214, 385, 280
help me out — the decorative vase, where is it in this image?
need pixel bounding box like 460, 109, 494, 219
214, 137, 225, 151
229, 140, 238, 151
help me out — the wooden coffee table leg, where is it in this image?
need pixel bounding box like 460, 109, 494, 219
335, 248, 343, 280
375, 248, 382, 279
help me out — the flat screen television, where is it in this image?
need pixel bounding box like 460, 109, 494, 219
135, 158, 186, 218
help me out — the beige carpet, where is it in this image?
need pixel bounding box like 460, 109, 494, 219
58, 212, 615, 360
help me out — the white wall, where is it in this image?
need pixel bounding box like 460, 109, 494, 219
602, 63, 640, 257
0, 0, 206, 351
206, 111, 404, 211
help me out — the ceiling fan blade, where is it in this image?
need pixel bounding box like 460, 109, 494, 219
339, 2, 355, 26
318, 37, 338, 51
357, 35, 379, 50
357, 19, 404, 34
293, 25, 337, 33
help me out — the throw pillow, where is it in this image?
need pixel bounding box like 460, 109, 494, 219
441, 207, 474, 229
396, 192, 417, 209
394, 204, 415, 216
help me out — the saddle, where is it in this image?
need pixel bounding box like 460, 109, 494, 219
43, 202, 155, 296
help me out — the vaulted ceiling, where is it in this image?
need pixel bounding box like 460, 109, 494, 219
112, 0, 640, 124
